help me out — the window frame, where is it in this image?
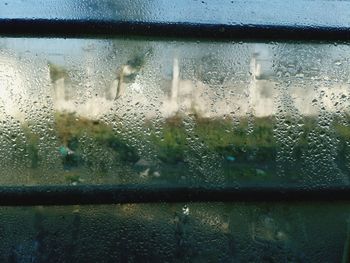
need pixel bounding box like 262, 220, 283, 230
1, 0, 350, 205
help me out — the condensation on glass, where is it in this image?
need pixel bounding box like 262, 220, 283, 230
2, 202, 350, 262
0, 37, 349, 186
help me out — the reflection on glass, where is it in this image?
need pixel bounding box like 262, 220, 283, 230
2, 202, 350, 262
0, 37, 349, 186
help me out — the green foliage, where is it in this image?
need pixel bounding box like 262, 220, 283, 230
55, 113, 139, 167
194, 117, 277, 163
15, 111, 350, 182
335, 123, 350, 141
107, 136, 139, 163
64, 171, 81, 183
21, 124, 40, 168
151, 115, 187, 164
55, 112, 113, 144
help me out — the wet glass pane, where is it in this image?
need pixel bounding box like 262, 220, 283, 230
1, 202, 349, 262
0, 37, 350, 186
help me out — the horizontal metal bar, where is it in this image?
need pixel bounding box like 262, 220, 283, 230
0, 19, 349, 40
0, 185, 349, 206
0, 0, 350, 40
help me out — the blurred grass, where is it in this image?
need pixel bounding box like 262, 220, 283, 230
16, 111, 350, 183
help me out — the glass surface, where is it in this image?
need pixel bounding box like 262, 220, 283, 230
3, 0, 350, 28
1, 202, 350, 262
0, 37, 350, 186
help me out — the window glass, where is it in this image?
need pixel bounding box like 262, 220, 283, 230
0, 37, 349, 186
1, 202, 350, 262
